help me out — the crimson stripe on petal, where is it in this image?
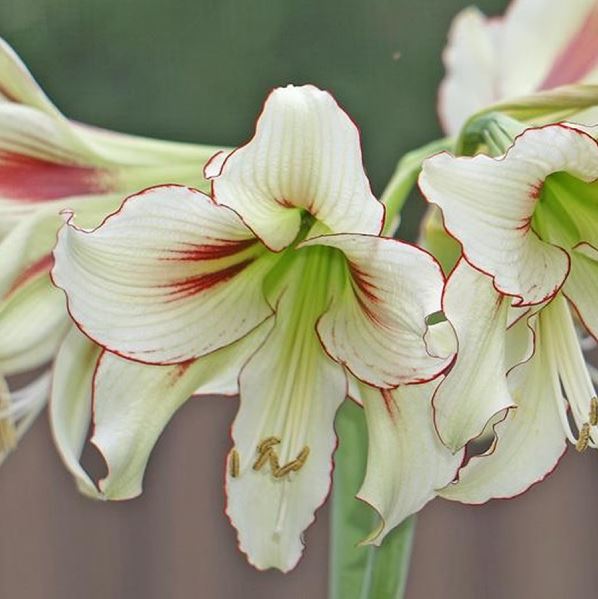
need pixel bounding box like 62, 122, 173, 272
0, 151, 112, 201
163, 259, 254, 300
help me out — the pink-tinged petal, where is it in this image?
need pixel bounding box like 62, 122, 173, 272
420, 125, 598, 306
0, 150, 111, 202
0, 104, 112, 200
440, 313, 567, 503
212, 85, 383, 251
52, 185, 278, 364
500, 0, 598, 97
438, 7, 501, 135
434, 260, 515, 452
564, 243, 598, 339
539, 3, 598, 90
301, 234, 452, 388
226, 273, 347, 572
358, 380, 464, 545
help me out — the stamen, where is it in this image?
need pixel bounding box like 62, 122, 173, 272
252, 449, 271, 471
576, 422, 591, 453
229, 449, 240, 478
272, 446, 310, 479
253, 437, 311, 478
258, 436, 280, 453
590, 397, 598, 427
268, 452, 280, 475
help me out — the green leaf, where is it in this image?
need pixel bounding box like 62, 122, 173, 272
329, 400, 415, 599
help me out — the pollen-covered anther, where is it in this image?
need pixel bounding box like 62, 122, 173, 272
253, 437, 281, 471
229, 449, 240, 478
272, 446, 311, 479
575, 422, 591, 453
257, 436, 281, 453
590, 397, 598, 427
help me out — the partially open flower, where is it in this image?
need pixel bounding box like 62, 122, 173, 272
420, 123, 598, 501
52, 84, 457, 571
439, 0, 598, 135
0, 37, 220, 463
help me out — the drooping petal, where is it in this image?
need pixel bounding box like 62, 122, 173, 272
210, 85, 384, 251
226, 266, 347, 572
52, 185, 277, 364
92, 322, 272, 500
0, 272, 70, 374
301, 233, 451, 387
420, 125, 598, 305
438, 6, 500, 135
49, 327, 102, 499
564, 243, 598, 338
440, 314, 567, 503
357, 380, 463, 545
433, 260, 515, 452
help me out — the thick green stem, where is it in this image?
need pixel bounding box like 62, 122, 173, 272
329, 402, 417, 599
328, 136, 457, 599
381, 137, 453, 235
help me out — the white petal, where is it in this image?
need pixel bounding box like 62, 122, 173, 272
420, 125, 598, 305
358, 380, 463, 545
565, 243, 598, 339
500, 0, 598, 96
52, 185, 277, 364
226, 279, 347, 572
93, 322, 271, 500
301, 233, 451, 387
0, 272, 70, 374
212, 85, 383, 251
438, 7, 501, 135
50, 327, 102, 498
440, 314, 567, 503
433, 260, 515, 452
0, 37, 62, 113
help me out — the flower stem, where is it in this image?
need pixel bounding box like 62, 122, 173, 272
328, 401, 416, 599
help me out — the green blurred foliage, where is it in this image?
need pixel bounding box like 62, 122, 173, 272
0, 0, 506, 239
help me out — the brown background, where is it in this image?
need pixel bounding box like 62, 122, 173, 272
0, 398, 596, 599
1, 0, 596, 597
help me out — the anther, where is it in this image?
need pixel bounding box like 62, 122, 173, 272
576, 422, 591, 453
253, 450, 271, 471
229, 449, 240, 478
258, 437, 280, 453
590, 397, 598, 427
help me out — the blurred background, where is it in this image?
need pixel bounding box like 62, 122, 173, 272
1, 0, 597, 597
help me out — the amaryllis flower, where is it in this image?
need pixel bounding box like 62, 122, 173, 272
419, 123, 598, 502
0, 37, 219, 462
51, 84, 457, 571
439, 0, 598, 135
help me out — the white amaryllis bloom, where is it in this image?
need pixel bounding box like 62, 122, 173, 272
0, 37, 219, 461
52, 84, 458, 571
419, 123, 598, 502
439, 0, 598, 135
